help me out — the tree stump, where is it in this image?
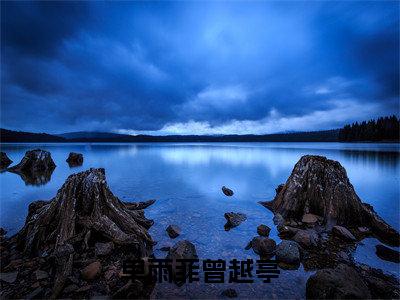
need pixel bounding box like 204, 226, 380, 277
10, 168, 155, 297
261, 155, 399, 246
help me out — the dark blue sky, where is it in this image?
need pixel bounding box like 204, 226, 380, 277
1, 1, 399, 135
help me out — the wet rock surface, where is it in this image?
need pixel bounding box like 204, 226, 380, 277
275, 240, 300, 266
0, 152, 12, 169
224, 212, 247, 230
332, 225, 356, 241
66, 152, 83, 166
166, 224, 181, 239
0, 168, 156, 299
222, 186, 234, 196
257, 224, 271, 237
249, 236, 276, 256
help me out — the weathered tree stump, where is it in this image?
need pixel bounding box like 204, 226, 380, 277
261, 155, 399, 246
8, 149, 56, 173
10, 168, 155, 298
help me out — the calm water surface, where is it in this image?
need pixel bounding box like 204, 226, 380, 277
0, 142, 399, 298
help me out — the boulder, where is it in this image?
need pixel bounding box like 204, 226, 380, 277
275, 240, 300, 265
260, 155, 400, 246
66, 152, 83, 166
95, 242, 114, 256
292, 229, 318, 248
250, 236, 276, 256
306, 264, 371, 299
222, 186, 234, 196
375, 244, 400, 263
0, 152, 12, 169
224, 212, 247, 230
166, 225, 181, 239
332, 225, 356, 241
81, 261, 101, 280
302, 213, 319, 225
257, 224, 271, 237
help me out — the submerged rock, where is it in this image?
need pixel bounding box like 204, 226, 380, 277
224, 212, 247, 230
166, 240, 198, 261
260, 155, 400, 246
306, 264, 371, 299
166, 225, 181, 239
222, 186, 234, 196
0, 152, 12, 169
375, 244, 400, 263
66, 152, 83, 166
166, 240, 198, 285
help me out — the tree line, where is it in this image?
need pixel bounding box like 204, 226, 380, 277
338, 115, 400, 142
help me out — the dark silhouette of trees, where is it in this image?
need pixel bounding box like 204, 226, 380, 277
338, 115, 400, 142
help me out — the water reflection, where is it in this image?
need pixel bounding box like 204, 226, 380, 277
8, 168, 54, 186
0, 142, 398, 298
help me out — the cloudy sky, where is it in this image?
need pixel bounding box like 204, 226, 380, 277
1, 1, 399, 135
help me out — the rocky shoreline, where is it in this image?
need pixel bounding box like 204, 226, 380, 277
0, 151, 399, 299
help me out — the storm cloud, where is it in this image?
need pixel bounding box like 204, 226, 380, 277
1, 1, 399, 134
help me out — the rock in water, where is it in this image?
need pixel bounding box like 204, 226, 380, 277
257, 224, 271, 237
8, 149, 56, 185
250, 236, 276, 256
166, 225, 181, 238
166, 240, 198, 285
10, 168, 154, 298
224, 212, 247, 230
375, 244, 400, 263
66, 152, 83, 166
0, 152, 12, 169
222, 186, 234, 196
306, 264, 371, 299
275, 240, 300, 265
261, 155, 400, 246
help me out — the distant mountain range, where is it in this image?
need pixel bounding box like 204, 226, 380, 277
0, 128, 340, 143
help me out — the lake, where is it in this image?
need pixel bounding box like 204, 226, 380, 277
0, 142, 399, 298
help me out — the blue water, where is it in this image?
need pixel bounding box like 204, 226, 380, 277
0, 142, 399, 298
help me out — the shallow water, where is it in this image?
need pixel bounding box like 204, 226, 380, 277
1, 142, 399, 298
